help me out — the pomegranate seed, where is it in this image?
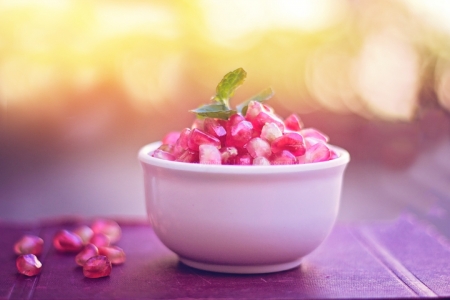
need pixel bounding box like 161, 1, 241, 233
162, 131, 180, 145
228, 113, 245, 127
263, 104, 274, 113
300, 128, 329, 143
305, 141, 331, 163
271, 150, 297, 165
14, 235, 44, 256
253, 156, 271, 165
296, 155, 306, 164
271, 132, 306, 156
199, 144, 222, 165
246, 137, 272, 158
73, 225, 94, 245
176, 128, 191, 150
89, 233, 110, 248
330, 149, 339, 159
284, 113, 303, 131
235, 153, 252, 165
220, 147, 238, 164
152, 149, 176, 161
244, 101, 266, 121
91, 219, 121, 244
191, 118, 204, 130
204, 118, 227, 140
75, 244, 99, 266
83, 255, 112, 278
176, 149, 199, 163
260, 122, 283, 143
188, 128, 221, 151
158, 144, 173, 152
230, 120, 253, 148
252, 111, 285, 133
53, 230, 84, 252
98, 246, 126, 265
304, 137, 321, 150
16, 254, 42, 276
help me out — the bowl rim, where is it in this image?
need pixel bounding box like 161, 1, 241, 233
139, 142, 350, 174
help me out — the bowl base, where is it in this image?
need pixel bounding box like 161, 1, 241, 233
179, 257, 303, 274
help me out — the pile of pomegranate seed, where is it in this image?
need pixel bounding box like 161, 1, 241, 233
153, 101, 338, 165
13, 218, 125, 279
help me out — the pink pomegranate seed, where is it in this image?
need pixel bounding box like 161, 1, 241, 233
53, 230, 84, 252
152, 149, 176, 161
304, 137, 321, 150
91, 219, 122, 244
191, 118, 204, 130
89, 233, 110, 248
158, 143, 175, 153
83, 255, 112, 278
246, 137, 272, 158
271, 150, 297, 165
260, 122, 282, 143
204, 118, 227, 140
162, 131, 180, 145
176, 149, 199, 163
199, 144, 222, 165
296, 155, 306, 164
244, 101, 266, 121
284, 113, 303, 131
16, 254, 42, 276
75, 244, 99, 266
253, 156, 271, 165
228, 113, 245, 127
305, 141, 331, 163
220, 147, 238, 164
330, 149, 339, 159
98, 246, 126, 265
188, 128, 221, 151
252, 111, 285, 134
14, 235, 44, 256
235, 153, 252, 165
230, 120, 253, 148
300, 128, 329, 142
73, 225, 94, 245
263, 104, 274, 113
271, 132, 306, 156
176, 128, 191, 150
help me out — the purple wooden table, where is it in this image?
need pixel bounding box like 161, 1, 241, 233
1, 213, 450, 299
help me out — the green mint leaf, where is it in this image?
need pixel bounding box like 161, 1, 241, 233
190, 103, 237, 120
213, 68, 247, 107
236, 87, 274, 115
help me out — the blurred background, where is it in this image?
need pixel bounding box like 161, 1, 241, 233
0, 0, 449, 223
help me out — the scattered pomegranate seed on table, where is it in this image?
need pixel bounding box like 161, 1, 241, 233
73, 225, 94, 245
12, 218, 125, 279
83, 255, 112, 278
53, 229, 84, 252
98, 246, 126, 265
14, 235, 44, 256
75, 244, 99, 266
91, 219, 122, 244
89, 233, 110, 248
16, 254, 42, 276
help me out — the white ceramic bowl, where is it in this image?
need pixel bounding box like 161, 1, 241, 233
139, 142, 350, 274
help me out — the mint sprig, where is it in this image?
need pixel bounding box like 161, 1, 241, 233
190, 103, 236, 120
190, 68, 273, 120
212, 68, 247, 107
